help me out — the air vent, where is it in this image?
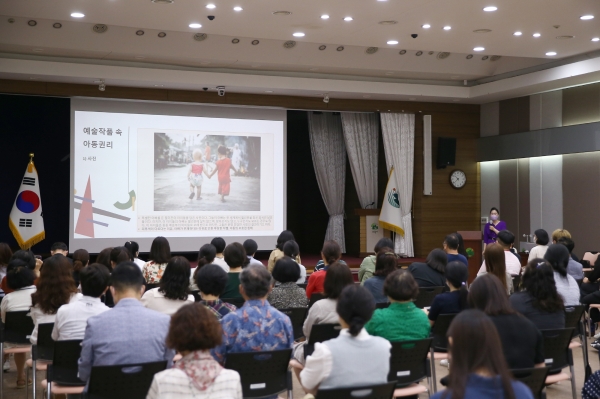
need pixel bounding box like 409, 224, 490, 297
490, 55, 501, 61
152, 0, 174, 3
473, 29, 492, 33
337, 46, 344, 51
136, 30, 145, 36
556, 35, 575, 39
53, 22, 62, 29
399, 50, 407, 55
93, 24, 108, 33
283, 40, 296, 48
378, 20, 397, 25
416, 51, 423, 56
466, 54, 473, 59
272, 11, 292, 15
319, 45, 326, 50
193, 33, 208, 41
437, 52, 450, 59
366, 47, 379, 54
482, 55, 489, 60
252, 40, 260, 45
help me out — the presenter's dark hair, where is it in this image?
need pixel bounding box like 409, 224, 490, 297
522, 259, 564, 313
0, 243, 12, 266
273, 257, 301, 283
6, 259, 35, 289
384, 269, 419, 301
445, 310, 516, 399
10, 250, 36, 270
283, 240, 300, 258
211, 237, 226, 253
73, 249, 89, 273
32, 255, 77, 314
224, 242, 247, 268
534, 229, 550, 246
80, 264, 110, 297
276, 230, 296, 251
124, 241, 140, 257
426, 249, 447, 273
557, 237, 575, 254
96, 247, 113, 271
243, 239, 258, 256
444, 234, 460, 250
544, 244, 570, 277
51, 242, 68, 252
374, 238, 394, 253
489, 207, 500, 214
110, 246, 133, 266
196, 264, 228, 297
374, 248, 397, 277
166, 303, 222, 352
323, 262, 354, 299
149, 236, 171, 264
159, 256, 191, 301
321, 240, 342, 265
337, 285, 375, 337
497, 230, 515, 246
110, 262, 145, 292
468, 274, 514, 316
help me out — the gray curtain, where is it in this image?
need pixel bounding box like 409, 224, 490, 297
341, 113, 379, 209
308, 112, 346, 252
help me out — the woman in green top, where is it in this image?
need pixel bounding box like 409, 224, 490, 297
221, 242, 246, 299
359, 238, 394, 284
365, 269, 430, 341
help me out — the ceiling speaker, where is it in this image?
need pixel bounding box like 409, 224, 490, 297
490, 55, 502, 61
437, 52, 450, 59
366, 47, 378, 54
93, 24, 108, 33
283, 40, 296, 48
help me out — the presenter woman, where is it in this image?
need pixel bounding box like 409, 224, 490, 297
483, 207, 506, 254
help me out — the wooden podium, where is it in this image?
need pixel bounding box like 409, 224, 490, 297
457, 231, 483, 284
355, 209, 391, 258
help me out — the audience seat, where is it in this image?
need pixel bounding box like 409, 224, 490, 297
315, 381, 397, 399
308, 293, 325, 309
304, 324, 341, 358
540, 328, 577, 399
427, 313, 455, 393
414, 287, 444, 309
512, 367, 550, 399
0, 311, 34, 399
388, 338, 433, 397
279, 308, 309, 340
43, 339, 85, 399
26, 322, 54, 399
221, 297, 245, 308
87, 360, 167, 399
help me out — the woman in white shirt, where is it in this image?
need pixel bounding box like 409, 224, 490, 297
30, 255, 81, 345
147, 303, 242, 399
544, 244, 580, 306
527, 229, 549, 262
1, 259, 37, 388
142, 256, 194, 315
124, 241, 145, 270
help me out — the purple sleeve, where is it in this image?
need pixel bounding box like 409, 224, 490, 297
483, 224, 493, 244
496, 221, 507, 231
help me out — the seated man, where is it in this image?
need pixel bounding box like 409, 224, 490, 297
212, 264, 294, 364
557, 237, 584, 280
51, 242, 71, 262
78, 262, 174, 382
243, 239, 264, 268
443, 233, 468, 266
196, 264, 237, 320
478, 230, 522, 276
52, 264, 110, 341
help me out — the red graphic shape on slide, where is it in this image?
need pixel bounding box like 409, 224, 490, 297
75, 177, 95, 238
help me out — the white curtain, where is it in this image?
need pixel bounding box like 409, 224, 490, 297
341, 113, 379, 208
380, 113, 415, 257
308, 112, 346, 252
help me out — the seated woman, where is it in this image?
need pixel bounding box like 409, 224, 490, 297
124, 240, 145, 270
358, 238, 394, 284
293, 262, 354, 364
363, 249, 397, 303
268, 230, 301, 272
195, 264, 237, 320
30, 255, 81, 345
283, 241, 307, 284
510, 259, 565, 330
142, 236, 172, 284
428, 261, 468, 326
431, 309, 534, 399
72, 248, 89, 287
468, 274, 544, 370
141, 256, 194, 315
544, 244, 580, 306
527, 229, 549, 262
191, 244, 217, 291
477, 243, 514, 295
306, 240, 342, 298
299, 285, 391, 394
365, 269, 430, 341
408, 249, 447, 288
268, 257, 308, 309
147, 303, 242, 399
221, 243, 247, 299
110, 246, 133, 270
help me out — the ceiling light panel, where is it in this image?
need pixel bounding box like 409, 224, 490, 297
233, 6, 243, 11
71, 12, 84, 18
483, 6, 497, 11
189, 23, 202, 28
422, 24, 431, 29
580, 15, 594, 20
443, 26, 451, 30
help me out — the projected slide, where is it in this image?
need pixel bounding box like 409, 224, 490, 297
71, 106, 284, 253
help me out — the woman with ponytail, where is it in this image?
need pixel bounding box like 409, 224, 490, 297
72, 248, 89, 286
544, 244, 580, 306
191, 244, 217, 290
428, 261, 469, 326
305, 240, 342, 298
299, 285, 390, 394
124, 241, 144, 270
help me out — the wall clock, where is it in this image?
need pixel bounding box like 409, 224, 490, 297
450, 169, 466, 189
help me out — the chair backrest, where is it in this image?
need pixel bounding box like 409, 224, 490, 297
389, 338, 433, 387
279, 307, 309, 340
87, 360, 167, 399
309, 293, 325, 309
49, 339, 84, 386
35, 322, 55, 361
431, 314, 456, 351
315, 381, 397, 399
2, 310, 34, 344
297, 283, 308, 290
190, 290, 201, 302
540, 328, 575, 372
413, 286, 445, 309
376, 302, 390, 309
144, 283, 159, 292
512, 275, 522, 292
564, 305, 585, 339
512, 367, 550, 399
305, 324, 342, 358
224, 349, 292, 398
221, 297, 245, 308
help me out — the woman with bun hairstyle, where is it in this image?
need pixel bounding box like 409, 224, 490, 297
299, 285, 391, 394
191, 244, 217, 291
72, 248, 89, 287
305, 240, 342, 298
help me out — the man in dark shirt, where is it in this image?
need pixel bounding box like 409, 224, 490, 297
443, 234, 468, 266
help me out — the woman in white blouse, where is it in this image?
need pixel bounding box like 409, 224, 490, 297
528, 229, 549, 262
544, 244, 580, 306
141, 256, 194, 315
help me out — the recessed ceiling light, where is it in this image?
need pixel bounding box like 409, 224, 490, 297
483, 6, 497, 11
387, 40, 399, 45
422, 24, 431, 29
154, 84, 164, 87
70, 12, 85, 18
293, 32, 305, 37
344, 16, 353, 21
265, 90, 274, 93
233, 6, 243, 11
546, 51, 557, 56
443, 26, 451, 30
533, 32, 541, 37
206, 4, 216, 9
592, 38, 600, 42
321, 14, 330, 19
189, 23, 202, 28
473, 46, 485, 51
513, 31, 522, 36
580, 15, 594, 20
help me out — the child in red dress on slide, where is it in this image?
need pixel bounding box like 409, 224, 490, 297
187, 149, 210, 200
207, 145, 237, 202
